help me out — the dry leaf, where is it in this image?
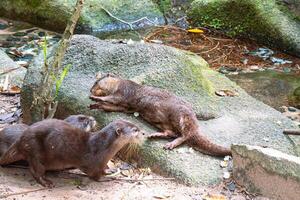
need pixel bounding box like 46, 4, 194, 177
204, 194, 227, 200
215, 90, 238, 97
187, 28, 204, 34
153, 194, 171, 199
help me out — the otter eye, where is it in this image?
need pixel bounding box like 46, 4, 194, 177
132, 127, 138, 132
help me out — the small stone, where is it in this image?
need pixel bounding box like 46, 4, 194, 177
188, 147, 195, 154
276, 121, 282, 125
220, 161, 228, 168
250, 65, 259, 70
263, 137, 269, 142
133, 112, 139, 117
241, 58, 248, 65
223, 171, 230, 179
38, 31, 46, 37
283, 67, 291, 73
0, 22, 8, 30
227, 181, 236, 192
224, 156, 231, 161
288, 107, 297, 112
127, 39, 134, 45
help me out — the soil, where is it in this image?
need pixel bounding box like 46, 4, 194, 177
145, 26, 300, 74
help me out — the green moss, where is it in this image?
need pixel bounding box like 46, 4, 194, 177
188, 0, 300, 56
183, 53, 214, 94
153, 0, 172, 14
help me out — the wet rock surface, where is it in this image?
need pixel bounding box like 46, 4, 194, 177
21, 34, 299, 185
0, 0, 165, 35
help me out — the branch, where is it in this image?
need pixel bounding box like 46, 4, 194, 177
100, 6, 156, 30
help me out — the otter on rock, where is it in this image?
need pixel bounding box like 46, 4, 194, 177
89, 74, 231, 156
0, 115, 97, 157
0, 119, 142, 187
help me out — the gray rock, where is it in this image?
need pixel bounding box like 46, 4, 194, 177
232, 144, 300, 200
0, 50, 26, 87
21, 35, 299, 185
188, 0, 300, 57
0, 0, 165, 35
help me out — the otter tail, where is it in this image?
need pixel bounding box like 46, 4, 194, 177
0, 142, 24, 165
188, 133, 231, 157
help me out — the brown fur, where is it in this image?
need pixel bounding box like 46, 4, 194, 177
90, 74, 231, 156
0, 119, 142, 187
0, 115, 97, 158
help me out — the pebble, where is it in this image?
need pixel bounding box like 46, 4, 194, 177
288, 107, 297, 112
0, 22, 8, 30
249, 65, 259, 70
223, 171, 230, 179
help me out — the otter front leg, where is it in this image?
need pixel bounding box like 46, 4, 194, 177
148, 130, 177, 139
90, 103, 132, 113
164, 136, 188, 150
89, 95, 122, 105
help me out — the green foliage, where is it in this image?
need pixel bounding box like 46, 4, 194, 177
41, 35, 71, 100
51, 64, 71, 100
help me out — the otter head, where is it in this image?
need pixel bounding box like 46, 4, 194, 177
102, 120, 144, 158
90, 73, 121, 97
64, 115, 97, 132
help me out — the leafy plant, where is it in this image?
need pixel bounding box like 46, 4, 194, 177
41, 35, 71, 100
51, 64, 71, 99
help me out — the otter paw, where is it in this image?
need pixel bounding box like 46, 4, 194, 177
89, 104, 101, 110
147, 133, 161, 138
39, 177, 54, 188
163, 142, 175, 150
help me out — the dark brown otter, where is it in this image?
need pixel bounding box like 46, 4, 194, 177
0, 115, 97, 157
0, 119, 142, 187
89, 74, 231, 156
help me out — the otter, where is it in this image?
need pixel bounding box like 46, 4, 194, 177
89, 74, 231, 156
0, 119, 142, 187
0, 115, 97, 157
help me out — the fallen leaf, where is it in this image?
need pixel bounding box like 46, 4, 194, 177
153, 194, 171, 199
203, 194, 227, 200
187, 28, 204, 34
215, 90, 238, 97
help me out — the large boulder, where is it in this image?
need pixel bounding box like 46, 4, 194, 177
21, 35, 299, 185
0, 50, 26, 87
188, 0, 300, 57
0, 0, 165, 35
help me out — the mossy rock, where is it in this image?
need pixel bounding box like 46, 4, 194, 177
21, 35, 298, 185
0, 0, 164, 35
188, 0, 300, 56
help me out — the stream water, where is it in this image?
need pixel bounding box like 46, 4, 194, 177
227, 70, 300, 110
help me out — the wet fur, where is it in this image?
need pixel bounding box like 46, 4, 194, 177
0, 115, 97, 158
90, 74, 231, 156
0, 119, 142, 187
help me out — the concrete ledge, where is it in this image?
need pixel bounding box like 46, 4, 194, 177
232, 144, 300, 200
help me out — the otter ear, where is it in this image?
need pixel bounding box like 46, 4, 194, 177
116, 128, 123, 136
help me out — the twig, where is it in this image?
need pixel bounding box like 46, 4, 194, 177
0, 67, 21, 75
100, 6, 156, 30
0, 188, 49, 199
283, 129, 300, 135
201, 41, 220, 54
